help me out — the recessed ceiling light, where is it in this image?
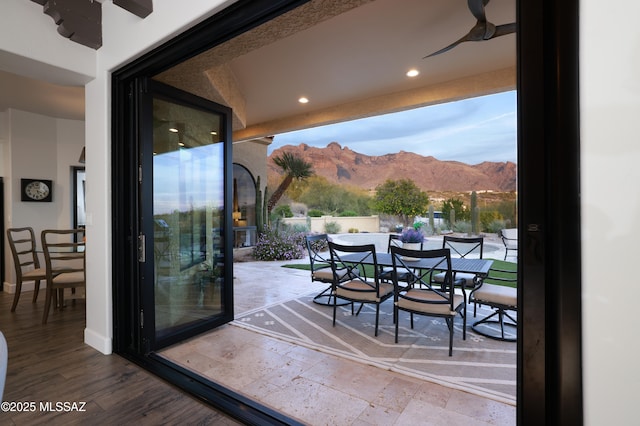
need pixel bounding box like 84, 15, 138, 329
210, 130, 218, 135
169, 127, 179, 133
298, 97, 309, 104
406, 69, 420, 77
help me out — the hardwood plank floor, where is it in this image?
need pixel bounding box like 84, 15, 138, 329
0, 289, 241, 425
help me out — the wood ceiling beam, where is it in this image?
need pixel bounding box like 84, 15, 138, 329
30, 0, 154, 50
113, 0, 153, 18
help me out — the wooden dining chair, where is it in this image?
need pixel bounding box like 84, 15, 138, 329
41, 229, 86, 324
6, 227, 47, 312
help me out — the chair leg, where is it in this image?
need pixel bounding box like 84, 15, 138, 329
374, 304, 379, 336
410, 312, 414, 329
42, 287, 53, 324
462, 306, 467, 340
395, 306, 399, 343
32, 280, 41, 303
332, 295, 337, 327
447, 317, 453, 356
10, 280, 22, 312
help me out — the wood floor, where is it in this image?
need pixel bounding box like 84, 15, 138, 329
0, 289, 241, 425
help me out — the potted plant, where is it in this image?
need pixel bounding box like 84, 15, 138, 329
400, 224, 424, 260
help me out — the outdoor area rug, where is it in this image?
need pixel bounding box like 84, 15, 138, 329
232, 294, 516, 405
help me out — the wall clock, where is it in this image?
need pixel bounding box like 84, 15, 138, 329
21, 179, 53, 202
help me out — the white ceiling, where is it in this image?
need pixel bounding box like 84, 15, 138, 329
0, 0, 516, 127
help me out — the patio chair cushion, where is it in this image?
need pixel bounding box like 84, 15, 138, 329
397, 290, 464, 316
336, 280, 393, 302
313, 267, 352, 282
472, 283, 516, 307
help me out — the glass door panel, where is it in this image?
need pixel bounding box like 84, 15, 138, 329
145, 84, 232, 348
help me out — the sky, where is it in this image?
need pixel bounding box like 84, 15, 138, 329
269, 90, 517, 165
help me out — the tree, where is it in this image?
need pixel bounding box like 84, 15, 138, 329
441, 198, 469, 227
372, 179, 429, 227
267, 152, 314, 214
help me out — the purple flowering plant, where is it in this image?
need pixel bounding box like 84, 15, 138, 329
253, 226, 306, 261
400, 223, 425, 243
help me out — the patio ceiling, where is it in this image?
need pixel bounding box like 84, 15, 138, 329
0, 0, 516, 136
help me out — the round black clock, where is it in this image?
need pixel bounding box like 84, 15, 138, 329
21, 179, 53, 202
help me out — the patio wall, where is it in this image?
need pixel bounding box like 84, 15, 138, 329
281, 215, 380, 233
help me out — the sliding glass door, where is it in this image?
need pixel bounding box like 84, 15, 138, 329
139, 80, 233, 350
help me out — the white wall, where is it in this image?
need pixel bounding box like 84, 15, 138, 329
581, 1, 640, 424
0, 0, 95, 85
1, 110, 84, 288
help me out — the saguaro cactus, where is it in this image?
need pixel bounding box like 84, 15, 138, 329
428, 205, 435, 231
470, 191, 478, 234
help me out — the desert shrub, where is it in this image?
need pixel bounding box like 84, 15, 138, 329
291, 223, 310, 233
348, 228, 359, 233
253, 226, 306, 261
289, 201, 308, 216
479, 210, 503, 232
273, 204, 293, 218
308, 209, 324, 217
452, 220, 472, 234
486, 219, 507, 234
339, 210, 358, 217
324, 221, 341, 234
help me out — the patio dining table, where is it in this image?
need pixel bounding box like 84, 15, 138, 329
339, 252, 494, 279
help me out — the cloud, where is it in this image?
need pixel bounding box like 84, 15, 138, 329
270, 91, 517, 164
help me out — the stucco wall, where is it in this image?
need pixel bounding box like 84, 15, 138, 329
282, 215, 380, 234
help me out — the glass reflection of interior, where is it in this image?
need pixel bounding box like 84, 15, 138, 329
152, 98, 225, 338
232, 164, 256, 247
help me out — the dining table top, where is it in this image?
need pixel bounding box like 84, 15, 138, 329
339, 252, 494, 276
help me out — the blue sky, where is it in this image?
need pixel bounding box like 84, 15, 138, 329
270, 90, 517, 165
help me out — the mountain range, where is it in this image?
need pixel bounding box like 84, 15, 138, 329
267, 142, 517, 192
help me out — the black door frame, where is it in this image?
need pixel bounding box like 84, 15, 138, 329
136, 79, 235, 351
112, 0, 582, 424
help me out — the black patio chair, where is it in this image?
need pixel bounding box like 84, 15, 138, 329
390, 246, 466, 356
469, 265, 518, 341
328, 242, 393, 336
304, 234, 349, 306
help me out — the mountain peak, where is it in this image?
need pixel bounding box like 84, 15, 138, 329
268, 144, 516, 192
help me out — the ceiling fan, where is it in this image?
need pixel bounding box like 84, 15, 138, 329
424, 0, 516, 58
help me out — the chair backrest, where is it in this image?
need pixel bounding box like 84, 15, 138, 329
328, 241, 380, 292
390, 246, 456, 307
387, 234, 403, 253
483, 265, 518, 289
41, 229, 86, 279
442, 235, 483, 259
387, 234, 424, 252
500, 229, 518, 247
6, 227, 40, 279
305, 233, 330, 273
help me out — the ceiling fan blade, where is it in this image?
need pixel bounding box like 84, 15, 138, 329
492, 22, 516, 38
467, 0, 491, 23
423, 31, 476, 58
423, 0, 514, 58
